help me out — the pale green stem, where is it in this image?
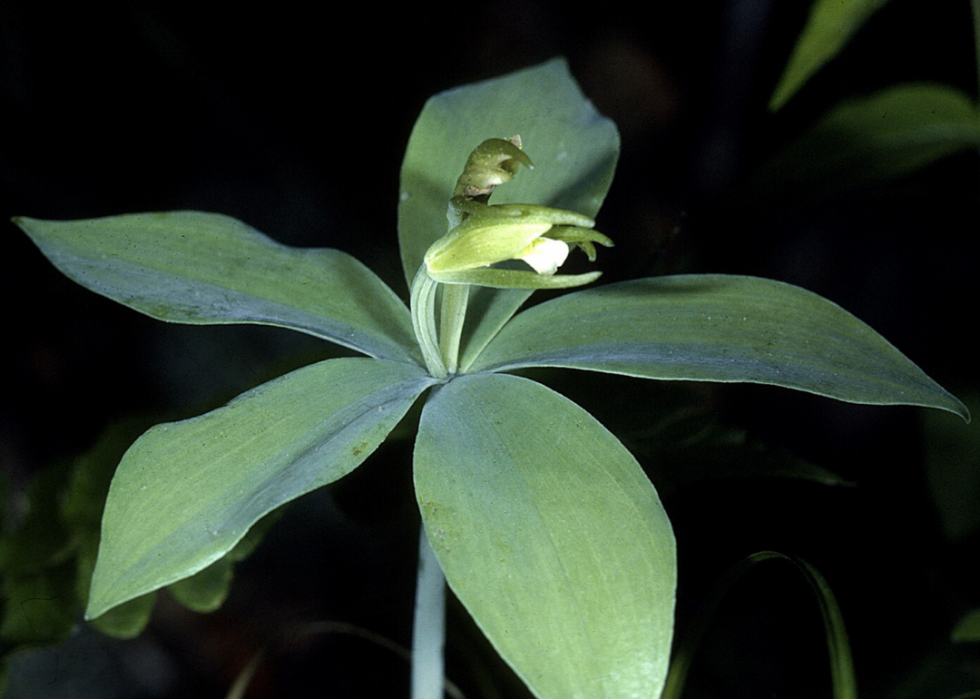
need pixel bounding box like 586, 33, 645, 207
410, 266, 448, 379
438, 283, 469, 375
411, 526, 446, 699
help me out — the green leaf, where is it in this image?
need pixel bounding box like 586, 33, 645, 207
161, 507, 285, 619
458, 286, 534, 373
662, 552, 856, 699
469, 275, 968, 420
544, 374, 853, 490
0, 463, 73, 577
924, 390, 980, 541
0, 464, 79, 653
415, 373, 676, 699
0, 420, 159, 651
1, 562, 78, 648
87, 358, 435, 619
166, 508, 283, 613
88, 594, 155, 639
770, 0, 892, 110
14, 212, 421, 364
756, 84, 980, 197
167, 559, 233, 613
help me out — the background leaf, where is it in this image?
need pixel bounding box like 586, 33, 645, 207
87, 358, 434, 619
415, 373, 676, 699
469, 274, 968, 420
166, 507, 284, 613
770, 0, 892, 110
952, 609, 980, 642
15, 212, 421, 364
662, 552, 857, 699
1, 460, 85, 661
925, 390, 980, 541
167, 559, 233, 613
88, 594, 155, 639
548, 372, 853, 493
754, 84, 980, 199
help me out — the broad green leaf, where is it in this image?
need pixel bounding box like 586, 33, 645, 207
756, 84, 980, 197
87, 358, 435, 619
15, 212, 421, 364
415, 373, 676, 699
469, 275, 968, 420
770, 0, 891, 110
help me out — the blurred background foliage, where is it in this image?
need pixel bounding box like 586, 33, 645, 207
2, 0, 978, 697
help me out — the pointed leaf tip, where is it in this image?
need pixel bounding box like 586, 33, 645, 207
471, 274, 968, 421
87, 358, 434, 618
14, 212, 422, 364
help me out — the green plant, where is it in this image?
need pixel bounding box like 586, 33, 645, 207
7, 56, 970, 699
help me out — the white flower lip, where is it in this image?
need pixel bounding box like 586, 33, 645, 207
518, 238, 570, 275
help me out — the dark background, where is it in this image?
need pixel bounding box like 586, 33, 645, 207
2, 1, 978, 697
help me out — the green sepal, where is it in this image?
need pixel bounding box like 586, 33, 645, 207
458, 202, 596, 228
425, 220, 553, 274
429, 268, 603, 290
425, 204, 602, 275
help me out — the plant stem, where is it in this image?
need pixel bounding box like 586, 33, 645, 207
410, 266, 448, 379
438, 283, 469, 375
411, 525, 446, 699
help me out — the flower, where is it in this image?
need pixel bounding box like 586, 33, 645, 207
422, 137, 614, 290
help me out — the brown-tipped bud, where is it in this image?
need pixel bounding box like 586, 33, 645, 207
453, 136, 533, 202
